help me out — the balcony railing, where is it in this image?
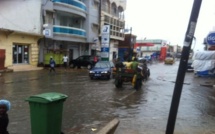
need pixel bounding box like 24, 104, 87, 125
53, 0, 86, 11
53, 25, 86, 37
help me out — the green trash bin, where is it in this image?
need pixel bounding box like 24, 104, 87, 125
26, 92, 68, 134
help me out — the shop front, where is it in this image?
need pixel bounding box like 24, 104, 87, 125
0, 31, 41, 67
13, 44, 29, 64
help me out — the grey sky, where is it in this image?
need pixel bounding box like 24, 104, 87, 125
125, 0, 215, 50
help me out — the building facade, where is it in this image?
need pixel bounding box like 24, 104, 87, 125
0, 0, 42, 67
40, 0, 100, 64
136, 39, 168, 56
100, 0, 127, 61
0, 0, 127, 68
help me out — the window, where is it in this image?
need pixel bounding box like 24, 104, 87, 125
45, 11, 53, 24
93, 0, 99, 9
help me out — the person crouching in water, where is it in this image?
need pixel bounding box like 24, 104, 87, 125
0, 100, 11, 134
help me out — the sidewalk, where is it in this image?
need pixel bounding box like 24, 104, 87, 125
0, 64, 43, 73
0, 64, 90, 74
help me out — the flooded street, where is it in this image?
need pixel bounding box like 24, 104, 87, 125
0, 61, 215, 134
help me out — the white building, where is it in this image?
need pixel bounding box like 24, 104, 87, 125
0, 0, 42, 67
100, 0, 127, 60
40, 0, 101, 64
0, 0, 127, 67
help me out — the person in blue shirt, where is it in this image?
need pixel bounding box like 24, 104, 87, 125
49, 57, 56, 73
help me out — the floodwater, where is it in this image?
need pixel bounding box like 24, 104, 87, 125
0, 61, 215, 134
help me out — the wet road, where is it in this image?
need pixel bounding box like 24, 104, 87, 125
0, 61, 215, 134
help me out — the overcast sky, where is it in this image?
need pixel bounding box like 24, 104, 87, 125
125, 0, 215, 50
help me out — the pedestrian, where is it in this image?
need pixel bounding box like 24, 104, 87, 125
62, 54, 68, 69
0, 99, 11, 134
134, 64, 143, 90
115, 58, 124, 68
131, 57, 138, 70
49, 57, 56, 73
93, 56, 98, 63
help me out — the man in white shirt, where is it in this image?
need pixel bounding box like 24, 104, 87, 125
62, 54, 69, 69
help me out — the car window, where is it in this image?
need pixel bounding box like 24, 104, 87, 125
90, 56, 94, 61
95, 62, 108, 68
77, 56, 84, 60
109, 62, 114, 67
83, 56, 89, 60
106, 63, 111, 67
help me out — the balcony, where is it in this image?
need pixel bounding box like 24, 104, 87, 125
53, 25, 86, 42
53, 0, 87, 18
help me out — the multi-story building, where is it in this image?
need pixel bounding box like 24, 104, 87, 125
0, 0, 43, 67
100, 0, 127, 61
0, 0, 127, 68
40, 0, 100, 64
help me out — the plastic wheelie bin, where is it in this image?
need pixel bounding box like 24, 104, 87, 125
26, 92, 68, 134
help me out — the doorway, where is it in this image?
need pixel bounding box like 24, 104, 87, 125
13, 44, 29, 64
69, 49, 74, 61
113, 51, 117, 60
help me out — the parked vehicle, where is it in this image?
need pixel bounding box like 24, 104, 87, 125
187, 59, 194, 72
89, 61, 114, 80
176, 53, 182, 58
69, 55, 99, 69
138, 56, 152, 64
144, 55, 152, 63
164, 57, 175, 64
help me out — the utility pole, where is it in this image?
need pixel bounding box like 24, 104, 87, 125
166, 0, 202, 134
98, 0, 102, 35
97, 0, 102, 56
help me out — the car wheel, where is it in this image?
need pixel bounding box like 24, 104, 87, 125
87, 64, 92, 69
147, 69, 150, 77
70, 63, 75, 68
107, 75, 110, 80
115, 79, 123, 88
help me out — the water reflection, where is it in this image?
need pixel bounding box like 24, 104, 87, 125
1, 65, 215, 134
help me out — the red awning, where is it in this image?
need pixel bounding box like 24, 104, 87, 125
136, 43, 154, 46
134, 43, 155, 49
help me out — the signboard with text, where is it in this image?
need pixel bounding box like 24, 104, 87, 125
207, 32, 215, 45
101, 25, 110, 60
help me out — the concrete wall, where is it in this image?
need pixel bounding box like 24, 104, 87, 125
85, 0, 99, 43
0, 0, 42, 35
109, 40, 118, 60
0, 31, 41, 67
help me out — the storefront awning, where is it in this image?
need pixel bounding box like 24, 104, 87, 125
134, 43, 154, 48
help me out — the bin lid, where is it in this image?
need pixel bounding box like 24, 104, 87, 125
26, 92, 68, 103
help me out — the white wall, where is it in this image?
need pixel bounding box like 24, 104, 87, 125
85, 0, 99, 43
0, 0, 42, 35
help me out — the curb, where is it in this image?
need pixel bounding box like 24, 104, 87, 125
200, 84, 213, 87
96, 118, 120, 134
0, 68, 13, 73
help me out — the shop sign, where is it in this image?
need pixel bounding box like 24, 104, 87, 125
206, 32, 215, 45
